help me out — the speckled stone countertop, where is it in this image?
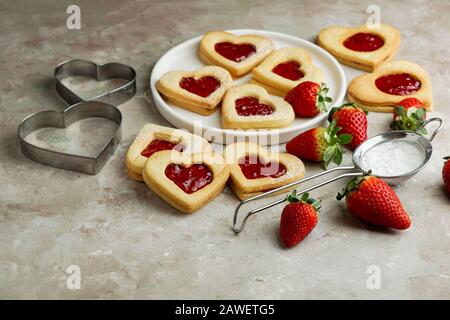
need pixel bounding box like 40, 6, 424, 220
1, 0, 449, 299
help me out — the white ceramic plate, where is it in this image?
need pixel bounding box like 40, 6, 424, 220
150, 29, 346, 145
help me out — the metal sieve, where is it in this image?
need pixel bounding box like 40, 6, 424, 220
233, 118, 443, 234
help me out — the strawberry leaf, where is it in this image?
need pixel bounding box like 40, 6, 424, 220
334, 148, 343, 165
394, 106, 406, 117
301, 192, 310, 202
338, 134, 353, 145
323, 145, 335, 162
303, 192, 321, 211
336, 175, 367, 200
415, 108, 426, 119
286, 190, 299, 203
329, 118, 337, 131
391, 105, 427, 134
310, 199, 322, 212
287, 191, 321, 211
315, 82, 333, 113
336, 171, 373, 200
322, 145, 344, 169
321, 119, 349, 168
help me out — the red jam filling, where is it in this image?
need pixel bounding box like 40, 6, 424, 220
179, 76, 221, 97
141, 140, 184, 158
165, 163, 212, 194
215, 42, 256, 62
235, 97, 274, 116
375, 73, 421, 96
238, 155, 286, 179
272, 61, 304, 81
343, 32, 384, 52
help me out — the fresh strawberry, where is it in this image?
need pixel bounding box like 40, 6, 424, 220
285, 81, 332, 117
443, 157, 450, 194
286, 119, 352, 168
279, 191, 320, 248
391, 98, 427, 134
328, 103, 368, 150
336, 174, 411, 230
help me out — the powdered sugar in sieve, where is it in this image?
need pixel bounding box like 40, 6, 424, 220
359, 139, 426, 177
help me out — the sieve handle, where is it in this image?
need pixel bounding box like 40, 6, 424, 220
417, 117, 443, 142
233, 165, 359, 234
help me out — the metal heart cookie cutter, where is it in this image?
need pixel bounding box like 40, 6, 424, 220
18, 59, 136, 175
18, 101, 122, 175
233, 118, 443, 234
55, 59, 137, 106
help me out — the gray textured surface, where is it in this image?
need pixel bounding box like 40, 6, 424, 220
1, 0, 449, 299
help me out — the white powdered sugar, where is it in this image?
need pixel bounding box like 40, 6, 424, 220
360, 140, 425, 177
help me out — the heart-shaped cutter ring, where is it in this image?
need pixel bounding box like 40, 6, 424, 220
55, 59, 137, 106
18, 101, 122, 175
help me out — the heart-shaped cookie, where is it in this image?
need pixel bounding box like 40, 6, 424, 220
251, 48, 324, 96
156, 66, 233, 115
199, 31, 274, 77
348, 60, 433, 112
224, 142, 305, 199
317, 24, 400, 72
126, 123, 211, 181
143, 151, 230, 213
221, 84, 294, 129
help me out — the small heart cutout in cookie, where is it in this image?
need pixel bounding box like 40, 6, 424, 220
126, 123, 211, 181
317, 24, 400, 72
221, 84, 294, 129
343, 32, 385, 52
347, 60, 433, 112
199, 31, 274, 77
234, 97, 274, 116
140, 139, 184, 158
251, 48, 323, 96
214, 42, 257, 62
165, 163, 213, 194
143, 151, 230, 213
374, 73, 421, 96
179, 76, 221, 98
238, 155, 287, 179
224, 142, 305, 199
272, 61, 304, 81
157, 66, 233, 115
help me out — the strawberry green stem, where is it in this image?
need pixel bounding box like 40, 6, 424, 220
336, 171, 372, 200
286, 191, 321, 211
